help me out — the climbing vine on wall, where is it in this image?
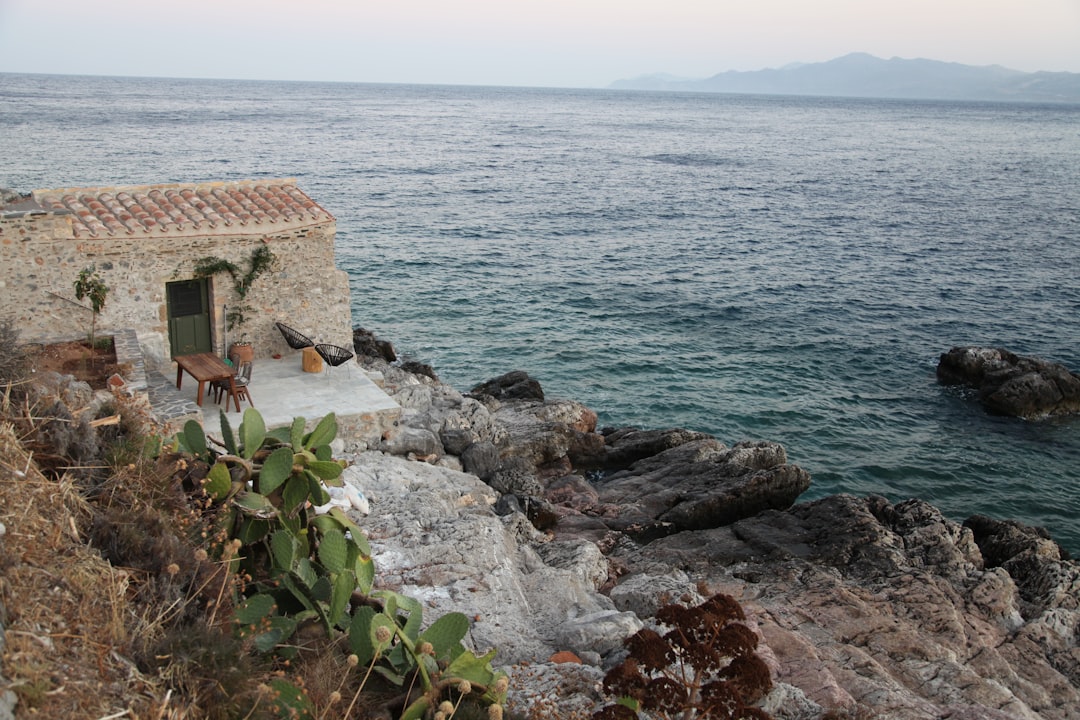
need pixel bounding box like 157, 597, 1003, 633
191, 245, 277, 336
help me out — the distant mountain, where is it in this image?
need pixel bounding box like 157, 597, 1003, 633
610, 53, 1080, 104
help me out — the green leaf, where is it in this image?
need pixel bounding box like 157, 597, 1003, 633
355, 553, 375, 594
290, 417, 305, 451
295, 557, 318, 590
309, 514, 345, 536
204, 461, 232, 501
318, 529, 348, 573
282, 475, 310, 516
279, 511, 302, 537
239, 408, 266, 459
249, 616, 297, 654
182, 419, 207, 457
219, 409, 237, 455
214, 505, 237, 545
296, 527, 311, 558
307, 472, 331, 506
303, 412, 337, 450
419, 612, 469, 658
259, 446, 295, 496
311, 575, 332, 603
270, 530, 298, 571
306, 459, 344, 481
445, 648, 500, 687
372, 589, 399, 620
330, 570, 355, 628
292, 609, 320, 626
395, 593, 424, 642
373, 665, 406, 686
314, 444, 333, 461
233, 492, 276, 518
235, 593, 276, 624
348, 606, 376, 664
328, 507, 370, 554
236, 517, 271, 545
267, 678, 314, 719
399, 697, 432, 720
266, 426, 292, 444
280, 574, 317, 612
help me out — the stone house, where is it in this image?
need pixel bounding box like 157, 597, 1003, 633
0, 179, 353, 371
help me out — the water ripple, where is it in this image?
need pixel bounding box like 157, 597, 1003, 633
3, 75, 1079, 554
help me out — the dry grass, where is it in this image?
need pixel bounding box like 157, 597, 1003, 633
0, 420, 163, 718
0, 366, 259, 719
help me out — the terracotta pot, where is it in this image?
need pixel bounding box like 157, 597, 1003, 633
229, 342, 254, 365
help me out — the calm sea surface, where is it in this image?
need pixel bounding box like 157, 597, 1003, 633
2, 74, 1079, 554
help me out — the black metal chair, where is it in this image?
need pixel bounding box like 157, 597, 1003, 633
275, 322, 314, 350
314, 343, 355, 380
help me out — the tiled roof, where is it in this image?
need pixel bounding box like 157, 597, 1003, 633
29, 179, 333, 238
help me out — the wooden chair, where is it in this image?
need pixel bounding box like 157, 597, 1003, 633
214, 359, 254, 407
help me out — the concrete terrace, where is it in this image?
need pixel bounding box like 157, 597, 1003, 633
147, 350, 401, 446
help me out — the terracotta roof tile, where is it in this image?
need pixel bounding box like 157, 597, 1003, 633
30, 179, 333, 238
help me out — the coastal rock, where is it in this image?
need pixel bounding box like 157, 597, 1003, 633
399, 359, 438, 381
378, 426, 442, 459
469, 370, 545, 401
383, 381, 517, 465
594, 438, 811, 537
487, 455, 543, 496
964, 514, 1077, 611
607, 570, 704, 619
602, 426, 714, 469
460, 440, 499, 481
346, 451, 628, 665
352, 326, 397, 362
554, 609, 644, 658
487, 396, 603, 471
338, 355, 1078, 717
613, 494, 1080, 719
439, 426, 475, 455
439, 397, 508, 448
543, 473, 601, 511
533, 538, 609, 590
937, 346, 1080, 418
504, 662, 606, 720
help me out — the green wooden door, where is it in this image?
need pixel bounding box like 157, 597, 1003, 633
167, 279, 211, 357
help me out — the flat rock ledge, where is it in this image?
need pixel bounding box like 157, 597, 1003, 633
937, 346, 1080, 418
347, 353, 1080, 719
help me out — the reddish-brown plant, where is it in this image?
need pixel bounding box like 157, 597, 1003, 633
593, 593, 774, 720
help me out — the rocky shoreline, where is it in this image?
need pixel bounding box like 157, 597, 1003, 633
343, 332, 1080, 720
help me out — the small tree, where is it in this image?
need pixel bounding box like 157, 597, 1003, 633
74, 265, 110, 350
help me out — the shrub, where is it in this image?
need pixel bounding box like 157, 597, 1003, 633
168, 408, 509, 719
593, 594, 774, 720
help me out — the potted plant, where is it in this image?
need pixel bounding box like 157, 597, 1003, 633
192, 245, 276, 362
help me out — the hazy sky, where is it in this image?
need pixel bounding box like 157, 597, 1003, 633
1, 0, 1077, 87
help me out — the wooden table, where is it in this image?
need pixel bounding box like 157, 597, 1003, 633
175, 352, 240, 412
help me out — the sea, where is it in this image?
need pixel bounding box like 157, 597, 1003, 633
2, 73, 1078, 556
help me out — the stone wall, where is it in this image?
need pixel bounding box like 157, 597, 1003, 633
0, 210, 352, 372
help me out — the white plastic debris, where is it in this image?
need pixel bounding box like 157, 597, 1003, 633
313, 482, 370, 516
